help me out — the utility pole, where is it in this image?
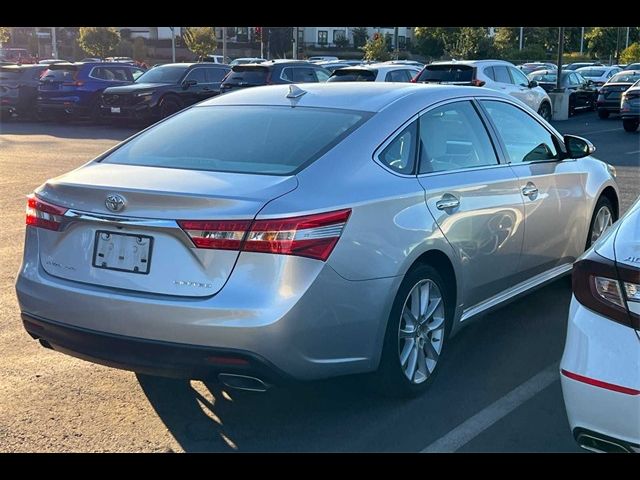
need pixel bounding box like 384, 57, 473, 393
394, 26, 399, 60
626, 27, 630, 49
556, 27, 564, 91
259, 27, 264, 59
519, 27, 524, 50
292, 27, 298, 59
580, 27, 584, 55
170, 27, 175, 62
51, 27, 58, 58
222, 26, 227, 63
615, 27, 621, 65
266, 28, 270, 60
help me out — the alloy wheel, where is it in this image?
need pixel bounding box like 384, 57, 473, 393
590, 206, 613, 244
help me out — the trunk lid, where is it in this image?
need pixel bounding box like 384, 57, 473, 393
36, 163, 298, 297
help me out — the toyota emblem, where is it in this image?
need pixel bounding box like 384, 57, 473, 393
105, 194, 126, 212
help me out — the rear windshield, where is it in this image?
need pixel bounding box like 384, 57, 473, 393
416, 64, 474, 82
101, 106, 370, 175
136, 65, 187, 84
327, 69, 376, 82
609, 72, 640, 84
41, 68, 77, 81
530, 73, 558, 83
579, 69, 606, 77
224, 66, 269, 84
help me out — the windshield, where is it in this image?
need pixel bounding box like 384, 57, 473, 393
579, 69, 606, 77
609, 72, 640, 84
416, 64, 474, 82
327, 69, 376, 82
101, 105, 370, 175
135, 65, 187, 84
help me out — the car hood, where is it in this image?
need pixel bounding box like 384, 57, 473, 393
103, 82, 174, 94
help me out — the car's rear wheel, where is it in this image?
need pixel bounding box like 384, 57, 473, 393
537, 102, 552, 122
622, 118, 639, 132
374, 264, 452, 397
597, 109, 610, 119
159, 97, 181, 119
586, 196, 615, 249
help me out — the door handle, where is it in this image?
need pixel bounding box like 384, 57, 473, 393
522, 183, 538, 198
436, 194, 460, 210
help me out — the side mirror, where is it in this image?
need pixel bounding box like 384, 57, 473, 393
182, 79, 197, 89
564, 134, 595, 159
528, 80, 538, 88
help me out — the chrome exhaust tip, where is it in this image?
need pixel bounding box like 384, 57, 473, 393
576, 432, 633, 453
218, 373, 270, 392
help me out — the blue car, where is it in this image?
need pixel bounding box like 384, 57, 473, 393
37, 62, 145, 120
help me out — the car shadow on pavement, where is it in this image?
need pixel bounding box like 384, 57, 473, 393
136, 371, 400, 452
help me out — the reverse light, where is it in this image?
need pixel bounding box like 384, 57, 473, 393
178, 209, 351, 262
26, 194, 68, 231
624, 281, 640, 302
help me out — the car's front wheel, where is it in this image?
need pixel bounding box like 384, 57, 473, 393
586, 196, 615, 249
374, 264, 452, 397
622, 118, 639, 132
537, 102, 552, 122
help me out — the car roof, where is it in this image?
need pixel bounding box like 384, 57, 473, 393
199, 82, 507, 112
430, 59, 514, 66
335, 63, 420, 72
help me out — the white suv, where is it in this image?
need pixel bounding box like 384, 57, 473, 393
414, 59, 553, 121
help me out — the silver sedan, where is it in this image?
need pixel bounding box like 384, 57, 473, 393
16, 83, 619, 396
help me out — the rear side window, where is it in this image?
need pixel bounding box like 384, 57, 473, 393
226, 66, 269, 84
385, 69, 411, 82
293, 67, 320, 83
327, 69, 377, 82
484, 66, 495, 81
378, 121, 418, 174
493, 66, 512, 84
481, 100, 559, 163
314, 69, 330, 82
206, 67, 228, 82
418, 101, 498, 174
184, 68, 207, 83
416, 64, 473, 83
101, 106, 369, 175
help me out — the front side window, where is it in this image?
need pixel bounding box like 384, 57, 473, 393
206, 67, 227, 83
378, 121, 418, 174
509, 66, 529, 87
135, 65, 187, 84
314, 69, 330, 82
481, 100, 559, 163
418, 101, 498, 174
101, 106, 369, 175
318, 31, 328, 45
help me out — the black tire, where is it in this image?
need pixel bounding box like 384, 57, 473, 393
159, 96, 181, 119
597, 109, 610, 119
623, 118, 639, 133
537, 102, 552, 122
586, 196, 615, 249
372, 264, 453, 398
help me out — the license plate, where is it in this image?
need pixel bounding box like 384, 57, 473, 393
110, 107, 121, 113
92, 230, 153, 274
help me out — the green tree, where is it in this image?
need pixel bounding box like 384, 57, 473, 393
115, 39, 133, 57
494, 27, 519, 55
0, 27, 9, 46
448, 27, 495, 59
362, 33, 390, 62
78, 27, 120, 59
585, 27, 619, 59
352, 27, 368, 48
133, 37, 147, 62
183, 27, 217, 59
620, 43, 640, 64
414, 27, 460, 59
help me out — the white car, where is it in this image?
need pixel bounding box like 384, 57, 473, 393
561, 196, 640, 453
414, 60, 553, 122
326, 63, 421, 83
308, 55, 339, 63
576, 66, 622, 88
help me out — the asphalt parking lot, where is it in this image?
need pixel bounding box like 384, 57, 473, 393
0, 112, 638, 452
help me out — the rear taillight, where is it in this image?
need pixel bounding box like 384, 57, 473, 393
62, 80, 84, 87
26, 194, 68, 231
572, 249, 640, 329
471, 79, 485, 87
178, 208, 351, 261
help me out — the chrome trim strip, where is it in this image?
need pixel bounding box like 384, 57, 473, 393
461, 263, 573, 322
62, 210, 178, 229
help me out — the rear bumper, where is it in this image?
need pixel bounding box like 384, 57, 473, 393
22, 312, 292, 384
596, 100, 621, 112
560, 296, 640, 451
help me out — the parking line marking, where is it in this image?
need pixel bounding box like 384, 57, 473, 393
573, 128, 620, 135
625, 150, 640, 155
420, 362, 560, 453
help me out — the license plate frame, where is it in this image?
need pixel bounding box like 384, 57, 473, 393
110, 107, 121, 113
92, 230, 154, 275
